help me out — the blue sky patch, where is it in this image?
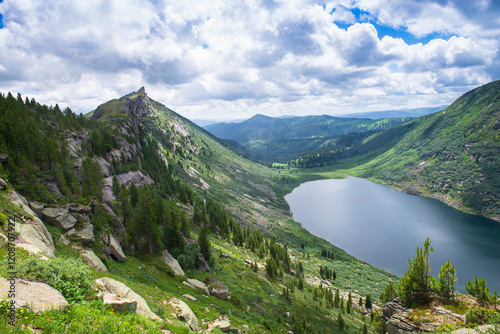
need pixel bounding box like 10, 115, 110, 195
0, 13, 3, 29
334, 7, 452, 45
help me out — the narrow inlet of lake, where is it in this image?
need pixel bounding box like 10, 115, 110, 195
285, 177, 500, 293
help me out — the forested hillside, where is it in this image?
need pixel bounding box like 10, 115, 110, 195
0, 88, 400, 333
204, 114, 411, 162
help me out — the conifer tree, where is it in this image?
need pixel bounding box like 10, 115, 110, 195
365, 294, 372, 310
337, 313, 345, 330
398, 237, 434, 305
436, 260, 457, 301
380, 283, 397, 304
334, 289, 340, 308
198, 227, 211, 263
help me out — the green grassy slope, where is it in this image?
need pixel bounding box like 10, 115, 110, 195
351, 80, 500, 221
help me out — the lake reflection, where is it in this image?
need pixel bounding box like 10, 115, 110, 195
285, 177, 500, 292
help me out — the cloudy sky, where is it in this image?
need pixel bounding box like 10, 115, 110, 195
0, 0, 499, 120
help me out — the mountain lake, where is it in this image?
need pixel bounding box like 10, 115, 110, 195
285, 177, 500, 293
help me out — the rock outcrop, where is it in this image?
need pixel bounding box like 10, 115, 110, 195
161, 249, 184, 276
66, 220, 94, 243
9, 191, 56, 257
102, 233, 126, 262
95, 277, 158, 320
385, 311, 418, 334
42, 207, 78, 231
382, 298, 407, 333
80, 248, 108, 272
0, 277, 68, 312
198, 253, 210, 272
102, 171, 154, 207
206, 278, 229, 300
102, 294, 137, 313
101, 203, 126, 236
185, 278, 209, 295
169, 297, 199, 331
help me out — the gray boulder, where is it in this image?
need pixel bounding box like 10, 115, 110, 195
0, 177, 7, 189
385, 311, 417, 334
42, 207, 77, 231
102, 233, 126, 262
102, 293, 137, 313
95, 277, 159, 320
101, 203, 126, 236
185, 278, 209, 294
169, 297, 198, 331
161, 249, 184, 276
66, 221, 94, 243
382, 298, 407, 333
0, 277, 68, 312
29, 201, 45, 218
59, 234, 70, 245
80, 248, 108, 272
198, 253, 210, 272
206, 278, 229, 300
9, 192, 56, 258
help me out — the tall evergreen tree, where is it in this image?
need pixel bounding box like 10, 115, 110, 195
436, 260, 457, 301
198, 227, 211, 263
398, 237, 434, 305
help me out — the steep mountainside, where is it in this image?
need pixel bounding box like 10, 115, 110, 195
354, 80, 500, 221
0, 88, 401, 333
204, 114, 411, 161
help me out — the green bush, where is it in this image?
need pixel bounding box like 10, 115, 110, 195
466, 308, 500, 327
17, 257, 95, 303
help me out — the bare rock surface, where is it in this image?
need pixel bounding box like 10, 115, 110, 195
102, 171, 154, 203
198, 253, 210, 272
102, 233, 126, 262
169, 297, 198, 331
80, 248, 108, 272
102, 293, 137, 313
66, 221, 94, 243
95, 277, 158, 320
185, 278, 209, 294
9, 191, 55, 257
161, 249, 184, 276
206, 278, 229, 300
42, 207, 77, 231
0, 277, 68, 312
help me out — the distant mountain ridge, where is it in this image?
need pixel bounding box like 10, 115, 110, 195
203, 113, 412, 161
339, 106, 447, 119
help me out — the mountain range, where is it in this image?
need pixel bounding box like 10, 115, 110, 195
203, 114, 413, 162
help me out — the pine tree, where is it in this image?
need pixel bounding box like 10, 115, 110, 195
337, 313, 345, 330
465, 277, 491, 306
436, 260, 457, 301
198, 227, 211, 263
129, 182, 138, 208
334, 289, 340, 308
347, 292, 352, 314
380, 283, 397, 304
398, 237, 434, 305
365, 294, 372, 310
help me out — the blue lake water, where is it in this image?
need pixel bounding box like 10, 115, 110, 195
285, 177, 500, 293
